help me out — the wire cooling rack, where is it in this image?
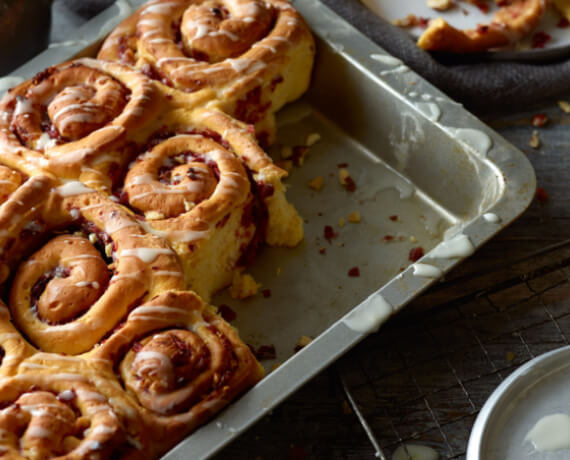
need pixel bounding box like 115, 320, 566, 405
336, 237, 570, 459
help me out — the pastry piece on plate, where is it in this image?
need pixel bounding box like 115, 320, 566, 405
418, 0, 548, 52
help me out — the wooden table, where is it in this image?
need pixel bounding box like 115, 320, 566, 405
46, 3, 570, 459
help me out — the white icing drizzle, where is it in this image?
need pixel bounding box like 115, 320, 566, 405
58, 390, 76, 401
133, 350, 173, 376
56, 181, 95, 197
35, 132, 57, 151
343, 293, 393, 334
412, 263, 443, 279
152, 270, 184, 277
430, 234, 475, 259
445, 127, 492, 157
0, 332, 21, 342
414, 102, 441, 122
379, 65, 409, 76
131, 305, 188, 317
14, 97, 33, 116
74, 281, 100, 289
525, 413, 570, 452
483, 212, 500, 223
120, 247, 174, 263
90, 425, 116, 436
370, 54, 402, 66
26, 426, 53, 438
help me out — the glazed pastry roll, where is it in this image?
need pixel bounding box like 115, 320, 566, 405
98, 0, 315, 145
116, 106, 303, 300
0, 177, 185, 355
0, 58, 177, 192
88, 290, 264, 458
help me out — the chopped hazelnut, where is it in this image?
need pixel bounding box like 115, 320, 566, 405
427, 0, 454, 11
307, 176, 324, 190
88, 233, 97, 244
529, 130, 540, 149
558, 100, 570, 113
347, 211, 361, 223
305, 133, 321, 146
104, 243, 113, 258
229, 272, 260, 299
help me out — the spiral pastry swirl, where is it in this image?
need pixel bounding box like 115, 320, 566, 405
98, 0, 315, 145
0, 179, 184, 354
89, 290, 263, 457
0, 58, 165, 192
0, 374, 128, 459
116, 106, 302, 299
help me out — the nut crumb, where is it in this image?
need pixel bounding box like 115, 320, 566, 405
305, 133, 321, 146
338, 217, 345, 228
558, 100, 570, 113
104, 243, 113, 258
229, 272, 260, 299
427, 0, 454, 11
307, 176, 324, 190
294, 336, 313, 352
348, 211, 361, 223
145, 210, 165, 220
338, 168, 350, 185
281, 145, 293, 159
529, 130, 540, 149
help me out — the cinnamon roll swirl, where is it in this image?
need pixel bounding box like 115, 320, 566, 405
0, 373, 129, 459
0, 179, 185, 355
89, 290, 263, 457
0, 58, 167, 192
117, 106, 302, 299
98, 0, 315, 145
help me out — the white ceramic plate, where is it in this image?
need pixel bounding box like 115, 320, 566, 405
362, 0, 570, 55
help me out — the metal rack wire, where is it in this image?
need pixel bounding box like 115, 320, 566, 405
336, 238, 570, 459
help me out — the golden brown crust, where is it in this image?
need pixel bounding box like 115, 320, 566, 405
418, 0, 548, 52
98, 0, 315, 144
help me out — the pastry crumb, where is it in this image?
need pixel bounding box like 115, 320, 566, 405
276, 267, 281, 276
529, 130, 540, 149
338, 217, 345, 228
558, 100, 570, 113
271, 362, 281, 371
229, 272, 260, 299
305, 132, 321, 146
338, 168, 350, 185
427, 0, 454, 11
145, 210, 165, 220
348, 211, 360, 223
281, 145, 293, 159
506, 351, 515, 362
276, 159, 293, 172
307, 176, 324, 190
294, 336, 313, 352
410, 235, 417, 243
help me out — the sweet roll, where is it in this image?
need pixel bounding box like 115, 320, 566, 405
98, 0, 315, 145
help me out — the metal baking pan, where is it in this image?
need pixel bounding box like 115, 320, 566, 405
1, 0, 536, 458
